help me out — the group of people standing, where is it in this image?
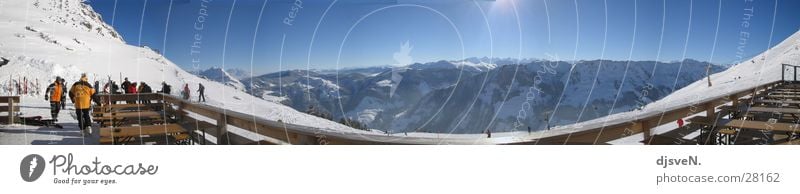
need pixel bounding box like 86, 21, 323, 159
45, 74, 95, 133
117, 77, 157, 104
44, 74, 210, 132
180, 83, 205, 102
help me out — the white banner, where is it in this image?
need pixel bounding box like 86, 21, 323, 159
0, 146, 797, 193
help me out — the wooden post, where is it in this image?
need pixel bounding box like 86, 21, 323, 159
731, 95, 738, 107
704, 103, 717, 145
640, 121, 652, 145
216, 112, 228, 145
7, 98, 13, 124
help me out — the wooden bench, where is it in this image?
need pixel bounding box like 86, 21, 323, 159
761, 94, 800, 99
99, 124, 188, 144
96, 103, 164, 112
95, 111, 163, 120
741, 106, 800, 114
753, 99, 800, 105
690, 116, 800, 133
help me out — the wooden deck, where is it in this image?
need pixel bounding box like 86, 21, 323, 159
94, 94, 189, 145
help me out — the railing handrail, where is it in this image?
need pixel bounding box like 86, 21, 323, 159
96, 80, 782, 144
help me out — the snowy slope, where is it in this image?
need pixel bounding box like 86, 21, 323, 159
551, 29, 800, 141
0, 0, 369, 135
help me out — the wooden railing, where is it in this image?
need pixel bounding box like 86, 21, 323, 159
0, 96, 20, 124
96, 79, 783, 145
525, 80, 784, 144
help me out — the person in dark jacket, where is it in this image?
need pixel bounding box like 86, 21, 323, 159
44, 77, 65, 121
197, 83, 206, 102
92, 80, 101, 106
139, 82, 153, 104
59, 78, 67, 109
110, 81, 120, 94
158, 82, 171, 95
121, 77, 131, 94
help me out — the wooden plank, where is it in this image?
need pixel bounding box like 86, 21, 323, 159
99, 93, 163, 103
99, 119, 166, 128
779, 139, 800, 145
690, 116, 800, 133
0, 105, 19, 112
99, 103, 163, 112
726, 120, 800, 133
100, 134, 187, 145
100, 111, 161, 118
762, 94, 800, 99
687, 116, 722, 125
742, 106, 800, 114
0, 116, 15, 124
0, 96, 20, 103
7, 97, 14, 124
644, 135, 695, 145
754, 99, 800, 105
718, 129, 737, 135
99, 124, 186, 137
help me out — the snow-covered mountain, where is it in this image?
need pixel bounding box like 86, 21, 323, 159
0, 0, 367, 135
568, 29, 800, 143
193, 67, 246, 91
245, 58, 725, 133
407, 60, 497, 72
224, 68, 253, 80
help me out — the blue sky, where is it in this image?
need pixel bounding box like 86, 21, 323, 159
88, 0, 800, 75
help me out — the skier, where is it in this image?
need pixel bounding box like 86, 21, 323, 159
69, 74, 95, 133
158, 82, 171, 94
44, 77, 65, 121
197, 83, 206, 102
527, 126, 531, 134
121, 77, 131, 94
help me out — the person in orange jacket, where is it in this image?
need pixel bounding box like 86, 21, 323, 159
69, 74, 95, 132
44, 77, 65, 121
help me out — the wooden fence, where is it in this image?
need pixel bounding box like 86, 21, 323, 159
0, 96, 20, 124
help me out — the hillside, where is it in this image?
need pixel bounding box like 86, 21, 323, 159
0, 0, 370, 136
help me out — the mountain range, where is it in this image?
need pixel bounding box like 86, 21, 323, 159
241, 59, 724, 133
